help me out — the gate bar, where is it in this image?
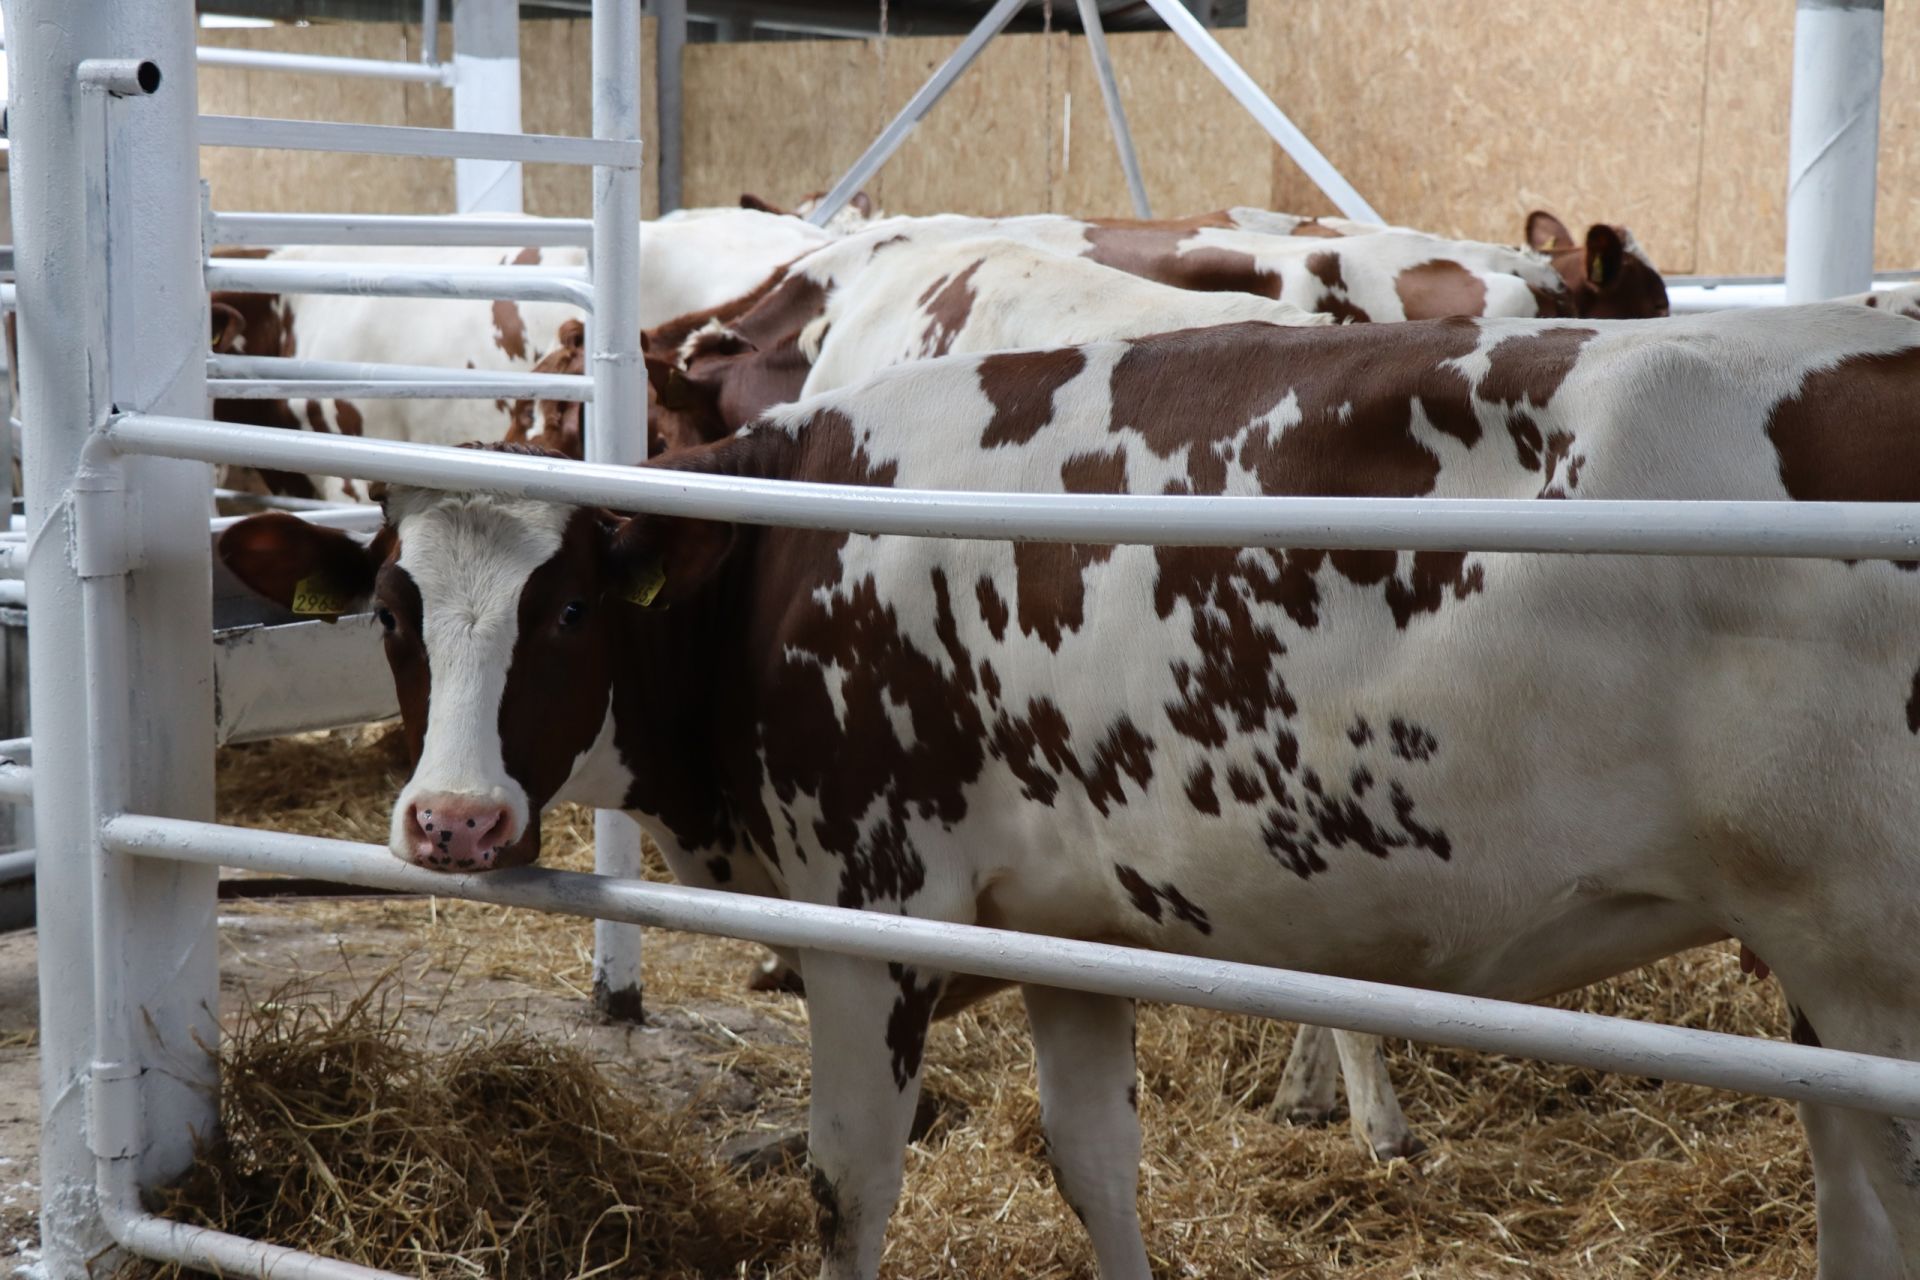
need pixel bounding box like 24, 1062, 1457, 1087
209, 354, 594, 400
108, 414, 1920, 561
198, 114, 642, 168
204, 261, 594, 310
103, 813, 1920, 1122
210, 211, 594, 248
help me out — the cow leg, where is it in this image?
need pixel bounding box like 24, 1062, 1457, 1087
1801, 1099, 1901, 1278
1021, 984, 1151, 1280
1330, 1031, 1421, 1159
1778, 978, 1920, 1277
1273, 1024, 1343, 1125
802, 949, 944, 1280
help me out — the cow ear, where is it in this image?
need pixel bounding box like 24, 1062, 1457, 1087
851, 191, 874, 217
211, 302, 247, 353
605, 513, 734, 610
739, 193, 783, 215
1585, 224, 1625, 289
1526, 210, 1574, 252
217, 513, 385, 619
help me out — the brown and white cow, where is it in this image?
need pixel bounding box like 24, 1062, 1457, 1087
207, 207, 840, 499
1847, 283, 1920, 320
618, 209, 1662, 446
219, 301, 1920, 1279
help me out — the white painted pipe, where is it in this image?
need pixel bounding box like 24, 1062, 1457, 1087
1785, 0, 1884, 303
206, 507, 384, 537
108, 415, 1920, 562
198, 115, 641, 170
422, 0, 443, 68
0, 738, 31, 761
0, 543, 21, 580
203, 261, 594, 311
210, 378, 589, 401
1076, 0, 1152, 219
1136, 0, 1381, 225
210, 211, 593, 248
210, 355, 591, 400
0, 760, 28, 801
196, 47, 453, 86
589, 0, 650, 1020
102, 813, 1920, 1122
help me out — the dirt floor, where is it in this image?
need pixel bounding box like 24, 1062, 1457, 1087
2, 730, 1822, 1278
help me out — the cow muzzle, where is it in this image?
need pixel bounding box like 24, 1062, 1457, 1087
399, 793, 534, 871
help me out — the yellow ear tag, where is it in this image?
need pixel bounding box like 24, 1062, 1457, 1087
1589, 253, 1608, 286
290, 574, 354, 618
622, 553, 668, 608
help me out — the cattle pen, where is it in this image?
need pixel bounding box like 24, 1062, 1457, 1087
0, 0, 1914, 1276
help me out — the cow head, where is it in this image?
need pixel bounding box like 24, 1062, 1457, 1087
508, 318, 730, 459
739, 189, 879, 230
215, 454, 735, 872
1525, 211, 1669, 319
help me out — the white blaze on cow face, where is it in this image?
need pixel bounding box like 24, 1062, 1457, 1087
383, 489, 575, 870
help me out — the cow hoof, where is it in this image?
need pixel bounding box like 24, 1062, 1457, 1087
746, 958, 806, 996
1371, 1132, 1426, 1161
1282, 1102, 1347, 1127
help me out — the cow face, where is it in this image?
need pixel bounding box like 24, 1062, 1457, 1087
1526, 211, 1669, 319
513, 320, 727, 461
217, 469, 729, 873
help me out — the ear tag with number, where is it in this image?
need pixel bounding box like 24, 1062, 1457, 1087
290, 574, 354, 619
621, 553, 668, 608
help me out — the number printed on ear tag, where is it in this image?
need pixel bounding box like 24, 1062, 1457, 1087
623, 554, 668, 608
290, 575, 353, 617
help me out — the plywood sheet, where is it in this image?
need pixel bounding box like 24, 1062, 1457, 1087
876, 31, 1060, 216
1260, 0, 1710, 273
1059, 27, 1274, 218
199, 23, 451, 215
681, 37, 886, 213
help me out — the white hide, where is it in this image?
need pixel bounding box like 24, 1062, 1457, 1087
800, 238, 1330, 399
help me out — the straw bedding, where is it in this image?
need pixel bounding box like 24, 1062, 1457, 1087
142, 728, 1817, 1278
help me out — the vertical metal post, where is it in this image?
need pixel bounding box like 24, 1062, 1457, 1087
657, 0, 687, 213
1135, 0, 1381, 224
807, 0, 1029, 227
1075, 0, 1151, 218
13, 3, 217, 1274
422, 0, 443, 68
452, 0, 524, 213
1785, 0, 1884, 302
589, 0, 648, 1022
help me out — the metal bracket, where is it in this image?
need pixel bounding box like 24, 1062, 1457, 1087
87, 1057, 144, 1161
72, 431, 139, 579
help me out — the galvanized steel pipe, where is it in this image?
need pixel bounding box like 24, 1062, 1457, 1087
108, 415, 1920, 561
103, 814, 1920, 1122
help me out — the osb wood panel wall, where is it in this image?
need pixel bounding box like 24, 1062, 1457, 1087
197, 19, 660, 220
198, 4, 1919, 276
679, 25, 1274, 220
684, 0, 1919, 276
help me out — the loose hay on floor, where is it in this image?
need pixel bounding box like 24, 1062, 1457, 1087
196, 730, 1819, 1278
140, 973, 809, 1280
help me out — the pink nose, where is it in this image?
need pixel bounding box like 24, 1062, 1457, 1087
406, 796, 514, 871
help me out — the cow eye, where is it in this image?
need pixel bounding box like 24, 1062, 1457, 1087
375, 606, 397, 632
559, 600, 587, 628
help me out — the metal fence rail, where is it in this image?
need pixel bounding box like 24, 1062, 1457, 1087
108, 413, 1920, 560
210, 211, 595, 248
105, 812, 1920, 1121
